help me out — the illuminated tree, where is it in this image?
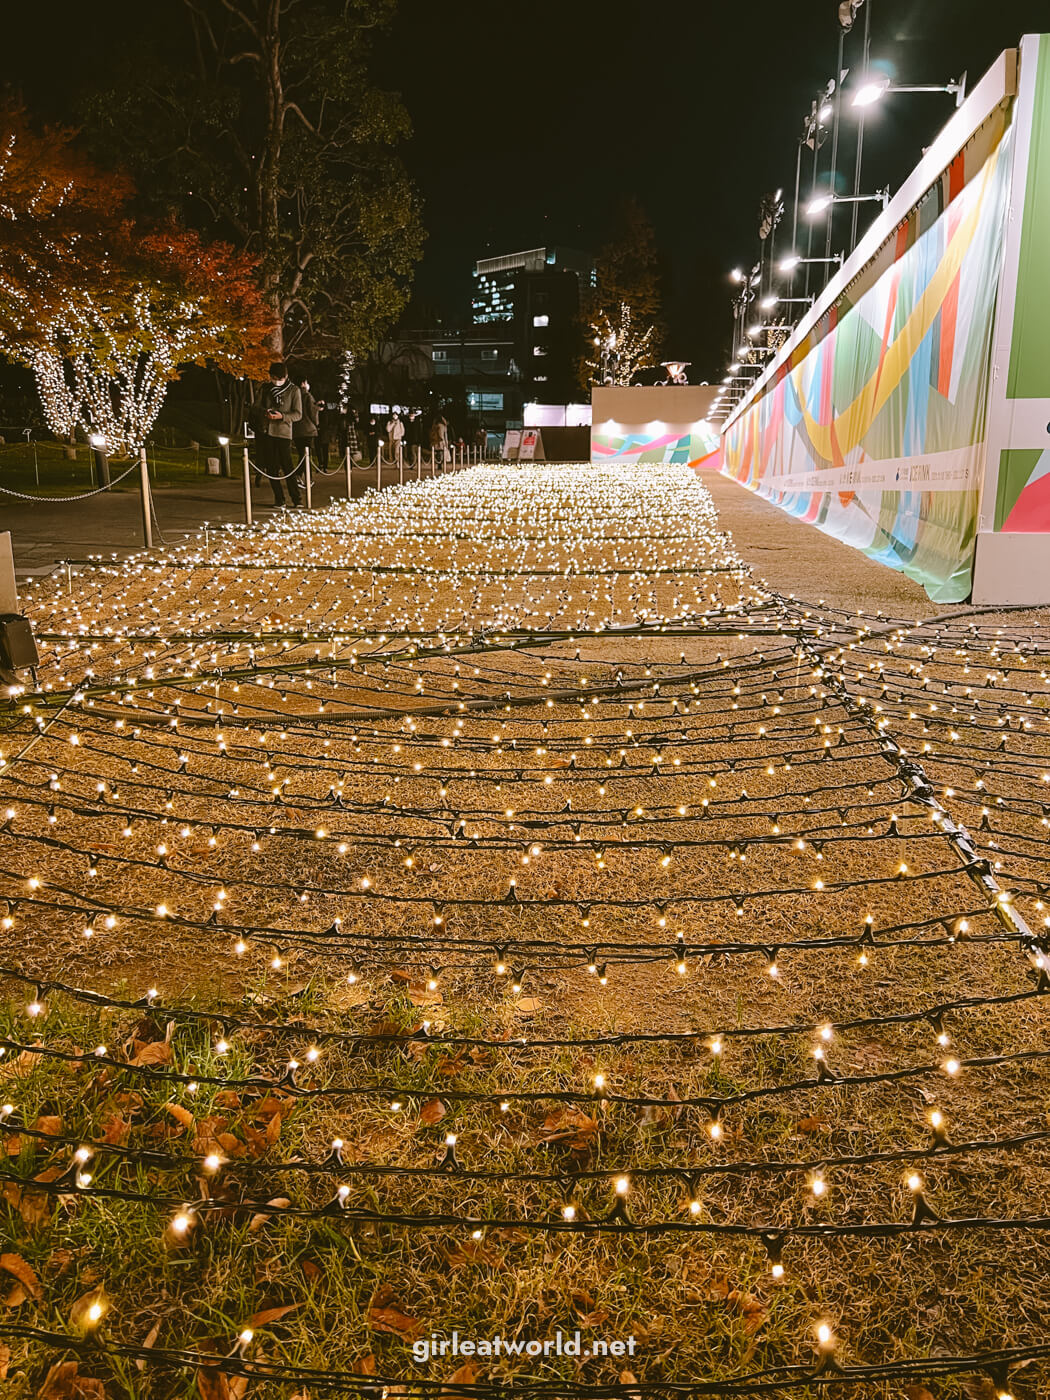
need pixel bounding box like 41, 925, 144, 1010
30, 227, 275, 453
1, 105, 274, 453
585, 303, 658, 387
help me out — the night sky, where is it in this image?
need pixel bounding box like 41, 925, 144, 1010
4, 0, 1049, 378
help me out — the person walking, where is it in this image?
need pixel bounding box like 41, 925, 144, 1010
429, 413, 448, 468
294, 377, 321, 493
252, 363, 303, 507
386, 410, 406, 467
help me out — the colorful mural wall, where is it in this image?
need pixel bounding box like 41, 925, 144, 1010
987, 34, 1050, 534
592, 423, 720, 468
721, 108, 1014, 602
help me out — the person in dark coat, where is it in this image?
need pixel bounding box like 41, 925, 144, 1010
251, 362, 303, 506
366, 415, 381, 464
294, 378, 321, 489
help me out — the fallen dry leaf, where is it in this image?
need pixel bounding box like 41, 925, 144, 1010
249, 1197, 291, 1231
69, 1287, 106, 1332
130, 1041, 173, 1068
33, 1115, 63, 1138
1, 1251, 43, 1304
368, 1282, 422, 1340
420, 1098, 447, 1125
164, 1102, 194, 1130
135, 1321, 162, 1370
99, 1114, 130, 1146
440, 1361, 478, 1396
536, 1107, 600, 1151
37, 1360, 108, 1398
249, 1301, 299, 1327
903, 1386, 935, 1400
796, 1114, 830, 1134
2, 1163, 63, 1231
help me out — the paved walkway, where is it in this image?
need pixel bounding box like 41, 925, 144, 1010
2, 463, 433, 572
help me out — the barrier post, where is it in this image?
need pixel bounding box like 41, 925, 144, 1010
242, 447, 253, 525
345, 445, 352, 499
304, 446, 312, 510
416, 446, 422, 480
398, 442, 404, 485
89, 435, 110, 488
138, 448, 153, 550
376, 445, 382, 492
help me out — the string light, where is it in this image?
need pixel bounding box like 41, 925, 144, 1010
0, 462, 1046, 1400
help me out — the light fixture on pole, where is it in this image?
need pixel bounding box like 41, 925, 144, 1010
88, 433, 111, 489
760, 294, 815, 311
779, 252, 844, 273
806, 187, 890, 218
852, 72, 966, 108
217, 435, 231, 478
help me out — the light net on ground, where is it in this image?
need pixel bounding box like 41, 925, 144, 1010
1, 464, 1048, 1398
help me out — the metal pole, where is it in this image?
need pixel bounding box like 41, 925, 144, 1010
376, 445, 382, 493
345, 445, 352, 499
219, 439, 231, 477
851, 0, 873, 249
138, 448, 153, 550
416, 446, 422, 480
304, 445, 312, 510
398, 442, 404, 485
91, 442, 110, 488
826, 30, 845, 263
242, 447, 253, 525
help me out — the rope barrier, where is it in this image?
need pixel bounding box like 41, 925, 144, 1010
0, 461, 139, 501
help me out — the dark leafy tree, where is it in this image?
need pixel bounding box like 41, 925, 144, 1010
82, 0, 424, 359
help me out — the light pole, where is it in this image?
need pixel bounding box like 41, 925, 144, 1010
89, 433, 110, 489
217, 435, 231, 478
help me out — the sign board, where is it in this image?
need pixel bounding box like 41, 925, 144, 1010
519, 429, 544, 461
502, 429, 522, 461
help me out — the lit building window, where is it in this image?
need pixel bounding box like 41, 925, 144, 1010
533, 314, 549, 328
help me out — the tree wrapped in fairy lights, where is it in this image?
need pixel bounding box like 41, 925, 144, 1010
0, 104, 273, 454
585, 302, 658, 386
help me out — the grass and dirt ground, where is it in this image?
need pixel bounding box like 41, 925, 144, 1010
0, 464, 1048, 1400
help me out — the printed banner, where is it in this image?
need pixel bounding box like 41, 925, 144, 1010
721, 117, 1013, 602
592, 421, 720, 468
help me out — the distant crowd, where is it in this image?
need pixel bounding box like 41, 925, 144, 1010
250, 361, 485, 508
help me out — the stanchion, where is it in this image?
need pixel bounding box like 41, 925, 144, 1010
398, 442, 404, 485
304, 446, 313, 510
416, 446, 422, 480
376, 447, 382, 493
242, 447, 253, 525
138, 448, 153, 550
345, 446, 352, 500
89, 434, 111, 488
